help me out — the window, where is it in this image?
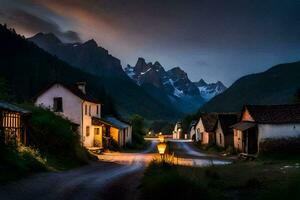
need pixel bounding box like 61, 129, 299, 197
85, 104, 88, 115
86, 126, 90, 137
94, 128, 99, 135
89, 105, 91, 116
96, 105, 99, 115
219, 133, 222, 144
53, 97, 63, 112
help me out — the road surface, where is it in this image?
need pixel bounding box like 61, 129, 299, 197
0, 140, 230, 200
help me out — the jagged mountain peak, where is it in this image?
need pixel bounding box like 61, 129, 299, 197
196, 78, 208, 86
124, 58, 227, 112
31, 32, 62, 44
83, 39, 98, 48
29, 32, 125, 77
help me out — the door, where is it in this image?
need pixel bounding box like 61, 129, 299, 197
94, 127, 102, 147
247, 127, 258, 154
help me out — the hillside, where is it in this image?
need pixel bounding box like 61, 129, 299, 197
201, 61, 300, 112
0, 25, 180, 120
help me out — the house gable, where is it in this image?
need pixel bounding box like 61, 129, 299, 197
242, 108, 255, 122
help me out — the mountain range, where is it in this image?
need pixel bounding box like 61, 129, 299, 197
29, 33, 226, 114
201, 61, 300, 112
124, 58, 226, 113
0, 24, 180, 120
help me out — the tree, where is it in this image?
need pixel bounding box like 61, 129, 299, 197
0, 77, 9, 100
129, 114, 146, 148
293, 88, 300, 103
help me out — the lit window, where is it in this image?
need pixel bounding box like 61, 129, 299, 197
94, 128, 99, 135
86, 126, 90, 136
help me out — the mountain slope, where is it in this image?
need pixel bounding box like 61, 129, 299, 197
0, 25, 180, 120
28, 33, 125, 77
201, 61, 300, 112
125, 58, 226, 113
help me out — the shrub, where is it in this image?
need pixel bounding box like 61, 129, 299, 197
141, 160, 210, 200
260, 137, 300, 154
22, 105, 90, 166
0, 145, 47, 181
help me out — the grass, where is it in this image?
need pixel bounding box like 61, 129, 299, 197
141, 156, 300, 200
0, 145, 47, 183
0, 105, 96, 183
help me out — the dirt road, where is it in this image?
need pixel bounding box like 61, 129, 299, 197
0, 140, 230, 200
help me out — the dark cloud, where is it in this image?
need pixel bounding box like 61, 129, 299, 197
1, 0, 300, 85
0, 8, 81, 42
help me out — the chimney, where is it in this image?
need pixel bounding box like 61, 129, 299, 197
76, 81, 86, 94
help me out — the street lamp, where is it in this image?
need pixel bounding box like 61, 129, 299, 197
159, 135, 165, 143
157, 142, 167, 160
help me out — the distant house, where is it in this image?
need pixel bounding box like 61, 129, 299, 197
231, 104, 300, 155
35, 82, 103, 148
189, 121, 197, 140
0, 101, 29, 146
92, 117, 132, 147
173, 122, 183, 139
214, 113, 239, 148
195, 113, 218, 144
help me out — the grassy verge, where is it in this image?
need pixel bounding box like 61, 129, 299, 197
0, 105, 96, 183
141, 156, 300, 200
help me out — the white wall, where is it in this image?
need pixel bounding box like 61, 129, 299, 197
215, 121, 225, 147
195, 118, 205, 141
35, 84, 102, 148
258, 124, 300, 140
35, 84, 82, 124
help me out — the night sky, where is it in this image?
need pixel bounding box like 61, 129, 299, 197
1, 0, 300, 86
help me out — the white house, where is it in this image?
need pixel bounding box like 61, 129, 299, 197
194, 113, 218, 144
189, 121, 197, 140
231, 104, 300, 155
173, 122, 183, 139
214, 113, 239, 148
35, 82, 103, 148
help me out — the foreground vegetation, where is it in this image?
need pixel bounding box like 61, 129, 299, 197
0, 105, 94, 183
141, 156, 300, 200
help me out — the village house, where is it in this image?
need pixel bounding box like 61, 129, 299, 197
0, 101, 29, 146
195, 113, 218, 144
92, 117, 132, 147
173, 122, 183, 139
231, 104, 300, 155
35, 82, 132, 148
189, 121, 197, 141
35, 82, 102, 148
214, 113, 239, 148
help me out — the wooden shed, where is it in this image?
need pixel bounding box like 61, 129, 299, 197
0, 101, 29, 146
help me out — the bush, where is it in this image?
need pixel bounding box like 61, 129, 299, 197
141, 160, 210, 200
260, 137, 300, 154
22, 105, 90, 166
0, 145, 47, 182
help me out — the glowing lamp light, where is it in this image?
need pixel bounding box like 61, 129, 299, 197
159, 135, 165, 143
157, 142, 167, 155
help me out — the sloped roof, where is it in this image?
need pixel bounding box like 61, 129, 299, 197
231, 121, 256, 131
92, 116, 130, 129
36, 82, 100, 104
245, 104, 300, 124
217, 113, 239, 135
200, 113, 218, 132
0, 101, 29, 114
